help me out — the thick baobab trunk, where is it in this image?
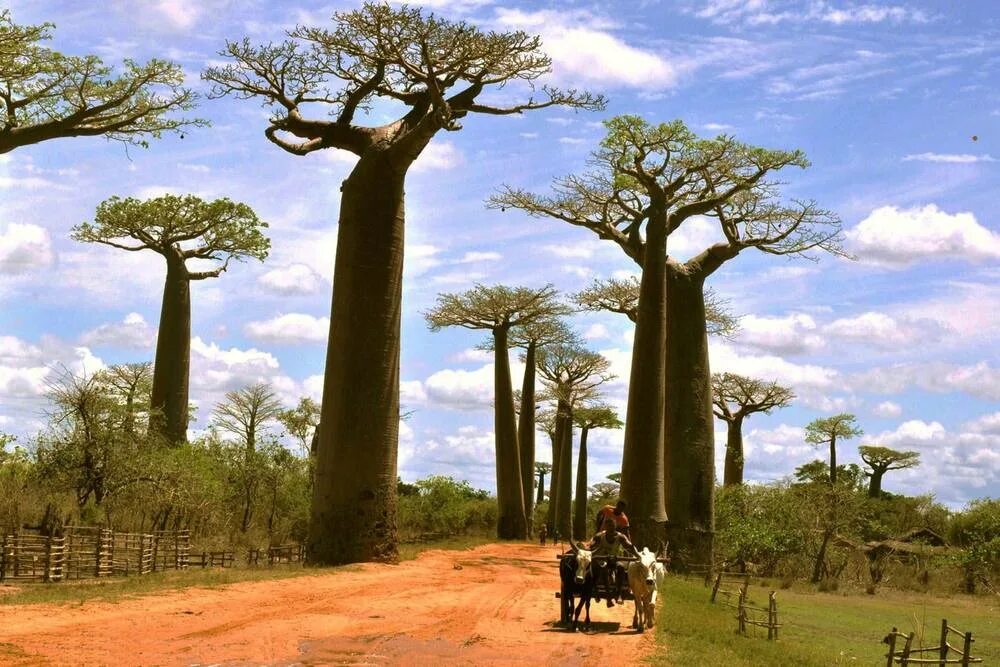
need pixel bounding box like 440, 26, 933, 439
573, 426, 590, 540
829, 436, 838, 486
723, 415, 746, 487
867, 468, 885, 498
546, 428, 561, 535
536, 470, 546, 504
518, 342, 537, 534
557, 405, 574, 540
663, 263, 715, 569
493, 327, 527, 539
620, 220, 668, 550
309, 156, 404, 565
150, 253, 191, 444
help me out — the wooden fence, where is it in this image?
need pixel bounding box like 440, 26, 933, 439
710, 571, 750, 605
884, 619, 982, 665
736, 590, 780, 640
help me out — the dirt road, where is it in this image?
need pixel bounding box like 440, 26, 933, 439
0, 543, 656, 666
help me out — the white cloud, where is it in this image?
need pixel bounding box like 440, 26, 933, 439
422, 359, 525, 411
244, 313, 329, 345
667, 216, 726, 260
583, 323, 611, 340
494, 9, 679, 90
903, 153, 996, 164
456, 251, 502, 264
0, 335, 105, 401
964, 412, 1000, 435
0, 224, 54, 274
430, 270, 487, 286
257, 263, 327, 296
558, 137, 587, 145
734, 313, 825, 355
154, 0, 201, 29
824, 312, 946, 348
413, 142, 464, 172
80, 312, 156, 349
702, 122, 735, 132
847, 204, 1000, 267
873, 401, 903, 418
691, 1, 927, 26
849, 361, 1000, 401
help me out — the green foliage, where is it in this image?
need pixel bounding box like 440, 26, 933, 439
805, 413, 863, 447
716, 484, 807, 575
396, 476, 496, 538
0, 9, 203, 153
425, 283, 569, 332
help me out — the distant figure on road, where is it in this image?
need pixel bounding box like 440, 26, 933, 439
539, 524, 548, 545
595, 500, 630, 537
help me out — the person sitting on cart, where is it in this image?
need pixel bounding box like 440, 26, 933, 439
595, 500, 630, 537
588, 516, 639, 607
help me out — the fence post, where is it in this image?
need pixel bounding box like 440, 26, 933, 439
767, 592, 775, 640
939, 619, 949, 666
901, 632, 915, 666
43, 535, 52, 583
886, 628, 898, 667
0, 534, 7, 583
961, 631, 973, 667
711, 572, 722, 602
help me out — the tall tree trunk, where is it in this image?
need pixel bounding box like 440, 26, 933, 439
150, 253, 191, 444
557, 403, 574, 540
573, 426, 590, 540
518, 342, 537, 534
309, 156, 404, 565
867, 468, 885, 498
536, 471, 546, 504
723, 415, 746, 487
829, 436, 838, 486
811, 527, 833, 583
619, 219, 669, 550
493, 327, 527, 539
663, 262, 715, 569
547, 411, 565, 535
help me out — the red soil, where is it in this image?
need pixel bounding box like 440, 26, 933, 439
0, 543, 655, 666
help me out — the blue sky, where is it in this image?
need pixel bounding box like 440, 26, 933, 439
0, 0, 997, 507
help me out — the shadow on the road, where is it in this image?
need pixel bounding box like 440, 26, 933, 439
542, 620, 631, 635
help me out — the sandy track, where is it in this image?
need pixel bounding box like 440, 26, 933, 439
0, 543, 655, 666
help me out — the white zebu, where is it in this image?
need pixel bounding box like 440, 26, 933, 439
627, 547, 666, 631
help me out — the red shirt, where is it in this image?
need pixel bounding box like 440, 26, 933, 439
596, 505, 630, 530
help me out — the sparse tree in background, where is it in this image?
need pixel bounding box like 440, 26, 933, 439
212, 383, 283, 533
805, 414, 863, 487
536, 344, 613, 539
278, 397, 321, 458
73, 196, 269, 444
711, 373, 795, 486
0, 10, 202, 154
205, 2, 602, 565
574, 276, 738, 335
859, 445, 920, 498
101, 363, 154, 437
572, 404, 622, 540
426, 284, 569, 539
536, 407, 560, 527
534, 462, 551, 504
494, 115, 844, 565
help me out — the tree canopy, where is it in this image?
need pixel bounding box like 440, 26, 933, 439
712, 372, 795, 421
425, 284, 569, 333
0, 10, 202, 153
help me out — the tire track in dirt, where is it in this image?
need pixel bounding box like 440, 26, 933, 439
0, 543, 655, 666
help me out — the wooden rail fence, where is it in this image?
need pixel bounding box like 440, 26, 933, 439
883, 619, 982, 665
736, 590, 780, 640
710, 571, 750, 605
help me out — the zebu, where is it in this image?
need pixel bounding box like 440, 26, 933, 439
558, 544, 595, 631
627, 547, 666, 631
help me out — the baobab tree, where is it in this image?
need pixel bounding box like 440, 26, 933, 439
859, 445, 920, 498
537, 344, 613, 539
426, 284, 568, 539
805, 414, 863, 486
0, 10, 201, 154
574, 276, 738, 335
711, 373, 795, 486
493, 115, 845, 564
72, 195, 269, 444
204, 2, 602, 564
572, 404, 623, 540
534, 462, 551, 504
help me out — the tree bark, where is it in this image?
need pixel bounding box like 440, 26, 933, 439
149, 252, 191, 444
619, 218, 668, 551
546, 426, 561, 535
573, 426, 590, 540
493, 327, 527, 539
518, 342, 537, 534
811, 527, 833, 583
829, 436, 838, 486
723, 415, 746, 487
308, 154, 405, 565
557, 404, 574, 540
536, 471, 546, 504
867, 468, 885, 498
663, 261, 715, 569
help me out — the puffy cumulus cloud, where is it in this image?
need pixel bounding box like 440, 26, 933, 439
848, 361, 1000, 401
734, 313, 825, 355
710, 342, 845, 410
455, 251, 502, 264
448, 348, 493, 364
877, 419, 947, 447
0, 335, 104, 401
257, 263, 327, 296
400, 380, 428, 407
742, 424, 815, 479
964, 411, 1000, 435
422, 359, 526, 411
847, 205, 1000, 267
80, 312, 156, 349
894, 280, 1000, 343
405, 244, 444, 280
667, 216, 727, 261
0, 224, 54, 275
189, 337, 281, 393
400, 424, 497, 488
494, 9, 679, 90
823, 311, 947, 348
412, 142, 465, 172
583, 323, 611, 340
244, 313, 329, 345
873, 401, 903, 418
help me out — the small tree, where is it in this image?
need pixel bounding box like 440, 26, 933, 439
205, 2, 602, 565
572, 404, 623, 540
711, 373, 794, 486
278, 397, 321, 458
804, 414, 862, 487
73, 195, 269, 443
534, 462, 552, 504
212, 383, 283, 533
0, 10, 202, 154
858, 445, 919, 498
426, 284, 569, 539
